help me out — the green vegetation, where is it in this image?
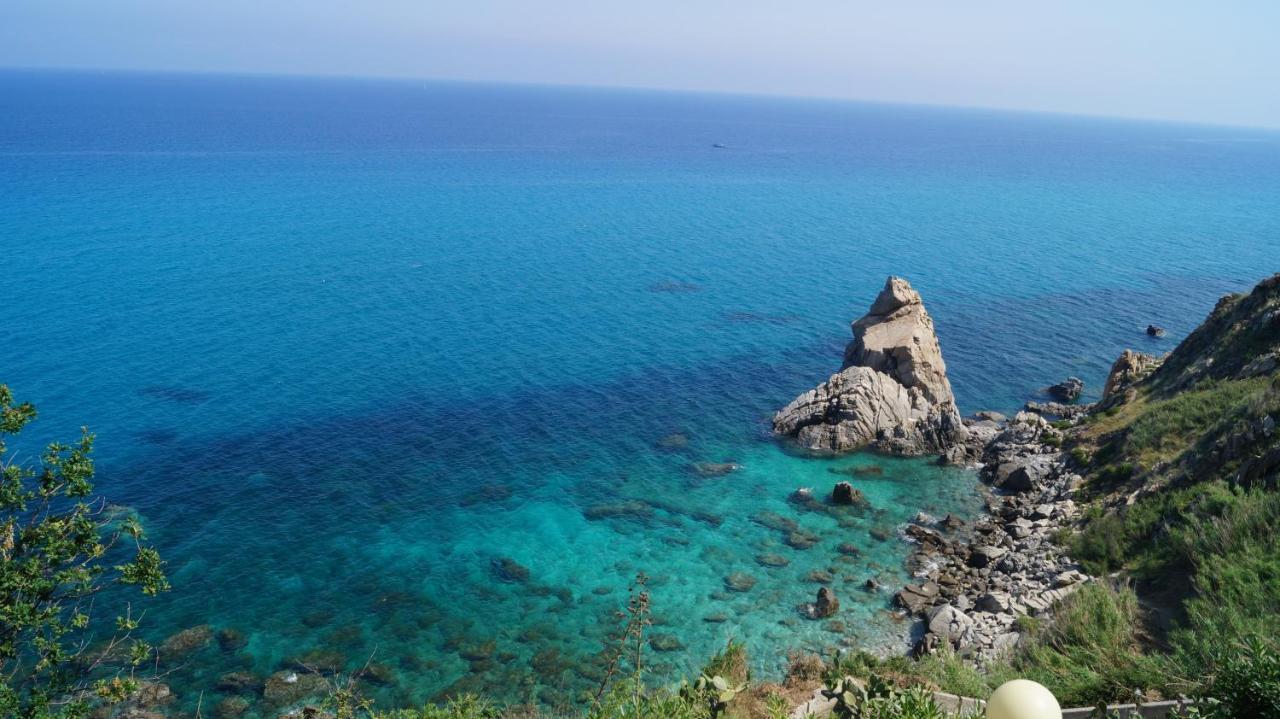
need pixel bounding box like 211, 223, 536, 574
1013, 582, 1163, 707
0, 386, 169, 719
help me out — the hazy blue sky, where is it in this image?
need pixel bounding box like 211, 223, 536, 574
4, 1, 1280, 128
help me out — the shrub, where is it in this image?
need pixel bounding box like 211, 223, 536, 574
0, 385, 169, 719
1199, 637, 1280, 719
701, 640, 749, 686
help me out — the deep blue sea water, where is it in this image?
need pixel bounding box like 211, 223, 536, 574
3, 69, 1279, 713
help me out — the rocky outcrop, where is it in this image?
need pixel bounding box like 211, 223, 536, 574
1023, 400, 1093, 419
774, 277, 966, 456
1101, 350, 1162, 401
1047, 377, 1083, 402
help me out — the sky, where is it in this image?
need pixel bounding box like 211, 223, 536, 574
4, 1, 1280, 129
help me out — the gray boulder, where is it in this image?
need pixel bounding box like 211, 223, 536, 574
773, 277, 967, 456
927, 604, 975, 646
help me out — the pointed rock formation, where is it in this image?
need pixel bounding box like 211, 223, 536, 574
773, 277, 966, 455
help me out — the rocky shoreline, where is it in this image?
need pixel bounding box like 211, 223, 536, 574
894, 409, 1090, 663
770, 274, 1106, 665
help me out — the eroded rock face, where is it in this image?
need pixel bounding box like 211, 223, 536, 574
1102, 349, 1161, 400
774, 277, 966, 455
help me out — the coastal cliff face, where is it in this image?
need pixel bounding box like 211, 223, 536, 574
773, 277, 966, 455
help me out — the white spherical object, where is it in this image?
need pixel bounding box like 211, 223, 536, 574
986, 680, 1062, 719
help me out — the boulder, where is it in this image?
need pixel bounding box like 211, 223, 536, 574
1146, 324, 1166, 337
894, 581, 940, 614
1024, 401, 1093, 419
812, 587, 840, 618
830, 481, 862, 505
773, 277, 967, 455
1047, 377, 1084, 402
927, 604, 975, 646
993, 455, 1055, 493
967, 545, 1008, 569
976, 591, 1013, 613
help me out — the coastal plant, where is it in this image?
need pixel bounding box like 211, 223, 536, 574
822, 676, 947, 719
680, 675, 745, 718
1013, 581, 1163, 707
1195, 636, 1280, 719
591, 573, 654, 715
700, 640, 749, 687
762, 691, 790, 719
374, 694, 505, 719
0, 385, 170, 718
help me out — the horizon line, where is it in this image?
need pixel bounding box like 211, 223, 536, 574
5, 62, 1280, 135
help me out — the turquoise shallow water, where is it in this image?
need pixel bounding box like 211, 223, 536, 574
2, 69, 1280, 712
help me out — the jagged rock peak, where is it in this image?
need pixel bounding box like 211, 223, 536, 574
843, 276, 955, 407
773, 276, 966, 456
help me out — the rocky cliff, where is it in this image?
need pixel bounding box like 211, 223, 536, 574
773, 277, 966, 455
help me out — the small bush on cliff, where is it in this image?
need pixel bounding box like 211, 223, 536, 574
1197, 637, 1280, 719
0, 385, 169, 719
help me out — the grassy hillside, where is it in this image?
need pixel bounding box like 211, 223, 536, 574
1038, 274, 1280, 714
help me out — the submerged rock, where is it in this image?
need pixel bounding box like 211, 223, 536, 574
773, 277, 967, 456
215, 671, 263, 693
582, 500, 655, 523
159, 625, 212, 662
283, 648, 346, 676
458, 484, 513, 507
215, 695, 251, 719
785, 528, 821, 550
649, 633, 684, 652
756, 553, 790, 568
724, 572, 757, 592
491, 557, 531, 583
692, 461, 741, 477
656, 433, 689, 449
753, 511, 798, 533
263, 670, 325, 706
217, 628, 248, 653
806, 570, 834, 584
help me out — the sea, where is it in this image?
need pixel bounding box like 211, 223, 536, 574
2, 69, 1278, 713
